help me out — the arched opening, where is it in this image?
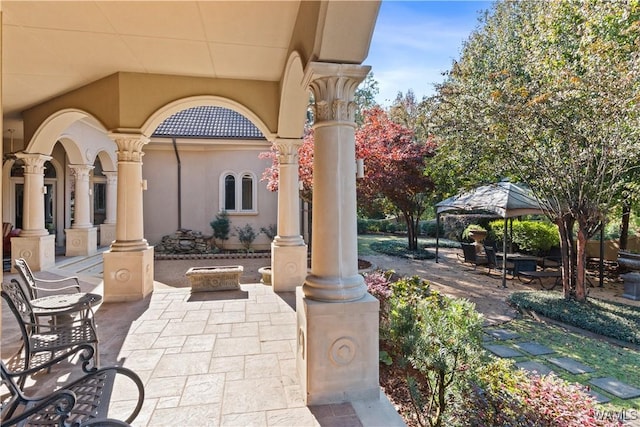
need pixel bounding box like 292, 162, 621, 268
144, 105, 276, 252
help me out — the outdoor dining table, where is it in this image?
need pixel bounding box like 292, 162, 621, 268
30, 292, 102, 324
497, 253, 540, 276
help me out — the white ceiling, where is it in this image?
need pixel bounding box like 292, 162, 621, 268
2, 1, 302, 135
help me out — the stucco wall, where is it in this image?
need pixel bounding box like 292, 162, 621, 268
143, 138, 277, 251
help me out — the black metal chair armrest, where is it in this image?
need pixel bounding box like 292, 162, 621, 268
3, 344, 97, 378
1, 389, 77, 427
1, 344, 143, 426
30, 283, 81, 294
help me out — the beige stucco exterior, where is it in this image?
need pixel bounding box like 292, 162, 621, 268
2, 0, 382, 407
143, 136, 277, 250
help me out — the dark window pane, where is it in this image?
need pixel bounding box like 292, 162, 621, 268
225, 175, 235, 210
242, 175, 253, 210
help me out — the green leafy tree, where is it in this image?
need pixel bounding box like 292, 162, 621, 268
356, 107, 437, 251
434, 0, 640, 301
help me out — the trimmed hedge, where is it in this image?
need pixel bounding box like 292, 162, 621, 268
509, 291, 640, 344
370, 240, 435, 260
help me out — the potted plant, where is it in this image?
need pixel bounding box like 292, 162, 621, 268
463, 224, 488, 253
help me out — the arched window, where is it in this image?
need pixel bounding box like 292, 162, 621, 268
224, 174, 236, 210
219, 171, 257, 214
241, 173, 253, 210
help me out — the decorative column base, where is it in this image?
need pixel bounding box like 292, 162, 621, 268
296, 287, 379, 405
11, 234, 56, 273
65, 228, 97, 257
103, 246, 154, 302
271, 240, 308, 292
99, 223, 116, 247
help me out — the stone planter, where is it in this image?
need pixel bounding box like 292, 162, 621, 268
618, 251, 640, 301
258, 266, 272, 285
186, 265, 242, 292
468, 230, 487, 253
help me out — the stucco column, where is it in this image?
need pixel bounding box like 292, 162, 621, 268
69, 165, 94, 228
102, 133, 154, 302
103, 171, 117, 225
303, 63, 369, 302
110, 134, 148, 250
11, 153, 55, 271
99, 171, 117, 247
296, 62, 379, 405
271, 138, 308, 292
65, 164, 97, 256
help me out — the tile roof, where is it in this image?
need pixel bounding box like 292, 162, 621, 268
153, 106, 265, 139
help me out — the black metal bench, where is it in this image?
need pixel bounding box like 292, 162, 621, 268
1, 345, 144, 427
518, 270, 562, 290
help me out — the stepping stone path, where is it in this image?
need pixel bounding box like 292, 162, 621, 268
547, 357, 595, 374
486, 329, 520, 340
482, 327, 640, 406
515, 361, 553, 376
483, 344, 523, 358
514, 342, 555, 356
589, 378, 640, 400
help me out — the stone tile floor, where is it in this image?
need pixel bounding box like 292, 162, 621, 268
1, 254, 403, 427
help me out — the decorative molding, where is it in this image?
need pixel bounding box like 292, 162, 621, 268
68, 164, 94, 182
274, 138, 302, 164
303, 62, 370, 124
14, 152, 52, 174
108, 133, 149, 162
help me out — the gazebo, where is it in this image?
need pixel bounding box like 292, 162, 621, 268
435, 181, 548, 287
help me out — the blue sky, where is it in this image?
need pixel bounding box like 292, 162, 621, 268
367, 1, 493, 106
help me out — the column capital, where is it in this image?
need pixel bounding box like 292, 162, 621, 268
274, 138, 303, 164
102, 170, 118, 183
68, 164, 94, 180
108, 133, 149, 162
14, 152, 52, 174
303, 62, 371, 124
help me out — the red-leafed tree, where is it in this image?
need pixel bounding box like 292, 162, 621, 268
356, 107, 437, 251
259, 127, 314, 204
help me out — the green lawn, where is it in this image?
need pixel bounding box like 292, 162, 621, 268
500, 318, 640, 412
357, 233, 459, 256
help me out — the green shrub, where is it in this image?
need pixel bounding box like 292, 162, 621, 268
260, 224, 277, 240
509, 291, 640, 344
462, 224, 487, 241
235, 224, 257, 252
384, 285, 484, 427
370, 240, 435, 260
489, 219, 559, 255
420, 220, 443, 238
210, 211, 231, 250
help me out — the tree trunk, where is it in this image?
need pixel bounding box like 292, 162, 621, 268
557, 215, 573, 299
620, 202, 631, 251
575, 227, 589, 302
405, 212, 418, 251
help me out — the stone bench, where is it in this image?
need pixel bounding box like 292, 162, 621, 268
186, 265, 243, 292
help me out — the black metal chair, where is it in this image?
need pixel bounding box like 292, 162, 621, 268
459, 243, 489, 269
1, 280, 99, 387
14, 258, 81, 300
484, 246, 515, 276
1, 345, 144, 427
541, 246, 562, 269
